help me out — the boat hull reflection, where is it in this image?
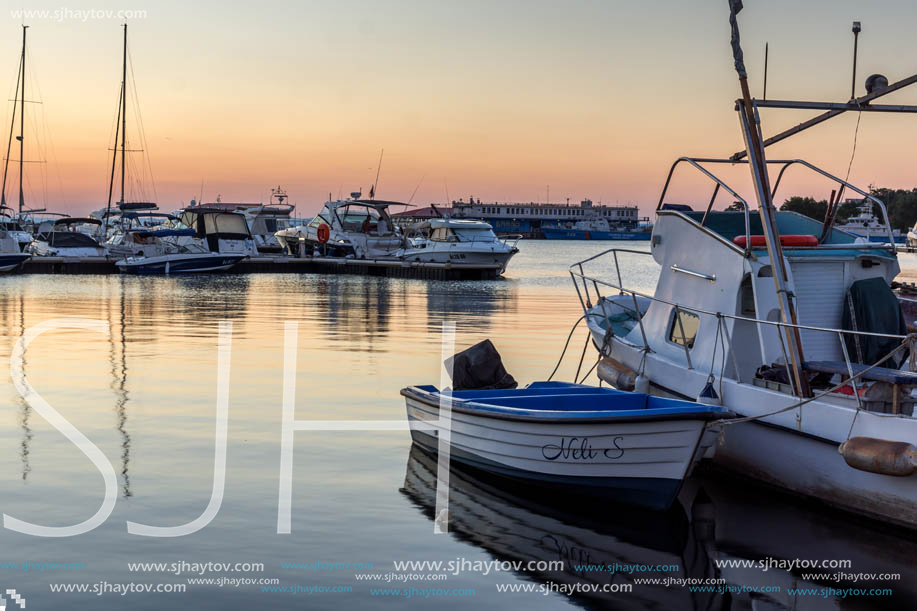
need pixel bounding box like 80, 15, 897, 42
401, 444, 917, 610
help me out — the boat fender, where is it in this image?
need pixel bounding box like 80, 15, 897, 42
838, 436, 917, 477
696, 376, 721, 406
596, 357, 636, 391
634, 374, 650, 394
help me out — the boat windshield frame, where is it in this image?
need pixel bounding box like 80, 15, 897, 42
656, 156, 897, 256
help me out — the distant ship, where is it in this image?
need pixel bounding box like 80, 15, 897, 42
542, 216, 652, 240
450, 197, 652, 239
836, 200, 905, 243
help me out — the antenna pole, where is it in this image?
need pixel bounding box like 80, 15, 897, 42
851, 21, 861, 100
120, 23, 127, 206
371, 148, 384, 200
763, 42, 768, 100
18, 25, 27, 213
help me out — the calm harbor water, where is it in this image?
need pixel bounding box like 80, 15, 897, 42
1, 240, 915, 610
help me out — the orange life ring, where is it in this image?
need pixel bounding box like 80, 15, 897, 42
317, 224, 330, 244
732, 234, 818, 248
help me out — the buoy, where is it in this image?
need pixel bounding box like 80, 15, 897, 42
838, 437, 917, 476
596, 357, 636, 391
697, 376, 721, 406
634, 375, 650, 394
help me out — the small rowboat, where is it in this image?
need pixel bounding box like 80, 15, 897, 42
401, 381, 731, 510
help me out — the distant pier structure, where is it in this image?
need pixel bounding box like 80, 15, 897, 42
392, 198, 645, 238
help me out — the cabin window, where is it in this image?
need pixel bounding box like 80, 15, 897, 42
669, 310, 700, 349
740, 275, 756, 317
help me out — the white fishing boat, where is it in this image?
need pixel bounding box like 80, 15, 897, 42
571, 5, 917, 529
400, 218, 519, 273
402, 380, 728, 510
28, 217, 108, 257
835, 200, 905, 243
275, 193, 402, 258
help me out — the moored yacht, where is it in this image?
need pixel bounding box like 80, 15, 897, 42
28, 218, 108, 257
275, 193, 402, 258
0, 228, 30, 271
116, 208, 254, 274
571, 6, 917, 529
400, 218, 519, 273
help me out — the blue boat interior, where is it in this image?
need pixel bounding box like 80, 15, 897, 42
408, 381, 729, 420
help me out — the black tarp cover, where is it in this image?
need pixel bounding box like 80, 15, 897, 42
446, 339, 517, 391
842, 276, 907, 366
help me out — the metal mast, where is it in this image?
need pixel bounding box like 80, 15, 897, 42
0, 28, 24, 209
18, 26, 27, 213
120, 23, 127, 206
728, 0, 810, 397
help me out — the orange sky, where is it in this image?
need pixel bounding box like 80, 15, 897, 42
2, 0, 917, 216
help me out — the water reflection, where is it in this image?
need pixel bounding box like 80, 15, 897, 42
401, 444, 917, 610
109, 279, 132, 498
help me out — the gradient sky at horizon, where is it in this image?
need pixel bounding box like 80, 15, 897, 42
2, 0, 917, 216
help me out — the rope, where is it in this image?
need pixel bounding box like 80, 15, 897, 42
546, 314, 585, 381
844, 103, 862, 185
708, 334, 915, 432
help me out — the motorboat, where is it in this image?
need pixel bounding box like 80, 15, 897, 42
116, 207, 254, 274
400, 218, 520, 273
570, 4, 917, 529
402, 380, 728, 510
0, 208, 32, 252
240, 187, 295, 254
0, 228, 30, 271
28, 217, 108, 257
105, 212, 187, 257
275, 193, 402, 258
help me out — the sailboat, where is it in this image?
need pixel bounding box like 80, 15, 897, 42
105, 25, 251, 274
571, 5, 917, 529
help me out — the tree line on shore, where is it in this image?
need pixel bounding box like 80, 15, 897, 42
726, 188, 917, 231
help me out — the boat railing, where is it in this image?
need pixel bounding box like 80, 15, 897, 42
656, 156, 896, 252
498, 234, 523, 249
569, 248, 909, 407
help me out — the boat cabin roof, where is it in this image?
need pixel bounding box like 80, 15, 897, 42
55, 217, 102, 226
672, 210, 895, 258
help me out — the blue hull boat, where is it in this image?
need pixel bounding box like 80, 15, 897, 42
542, 228, 652, 240
116, 253, 247, 275
0, 253, 30, 272
402, 381, 730, 510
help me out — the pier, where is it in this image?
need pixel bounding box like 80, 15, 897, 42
18, 255, 502, 280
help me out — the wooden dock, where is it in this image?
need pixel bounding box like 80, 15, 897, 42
17, 255, 502, 280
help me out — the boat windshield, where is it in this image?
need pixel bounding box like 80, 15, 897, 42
454, 227, 497, 241
335, 204, 392, 233
47, 232, 101, 248
203, 213, 251, 237
308, 214, 332, 229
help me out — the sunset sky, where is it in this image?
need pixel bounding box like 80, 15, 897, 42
2, 0, 917, 216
